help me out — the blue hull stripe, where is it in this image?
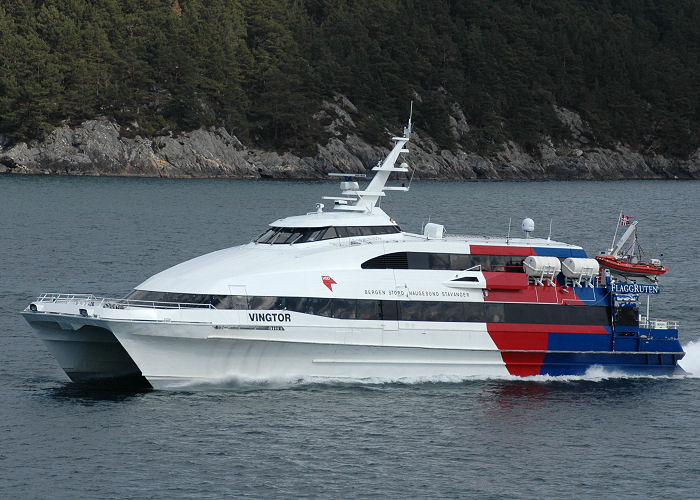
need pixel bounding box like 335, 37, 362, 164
533, 247, 588, 258
539, 351, 684, 376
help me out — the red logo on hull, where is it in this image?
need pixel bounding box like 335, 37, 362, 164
322, 275, 337, 291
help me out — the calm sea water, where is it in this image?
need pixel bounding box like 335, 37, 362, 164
1, 175, 699, 498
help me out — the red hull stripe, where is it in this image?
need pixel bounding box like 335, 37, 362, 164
500, 352, 546, 377
489, 330, 549, 351
488, 323, 609, 335
483, 285, 586, 305
470, 245, 535, 256
481, 272, 529, 289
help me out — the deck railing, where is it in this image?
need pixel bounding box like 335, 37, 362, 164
34, 293, 216, 310
639, 316, 679, 330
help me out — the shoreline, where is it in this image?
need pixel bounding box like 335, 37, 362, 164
1, 119, 698, 181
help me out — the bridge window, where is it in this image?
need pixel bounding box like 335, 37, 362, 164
255, 225, 400, 244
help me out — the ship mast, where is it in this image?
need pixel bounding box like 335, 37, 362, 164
611, 221, 638, 258
354, 107, 412, 210
328, 106, 412, 213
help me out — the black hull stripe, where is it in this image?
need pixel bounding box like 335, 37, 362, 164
126, 291, 611, 326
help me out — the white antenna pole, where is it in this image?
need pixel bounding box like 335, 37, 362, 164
404, 101, 413, 138
506, 218, 512, 244
610, 212, 622, 252
358, 106, 412, 210
646, 294, 650, 325
547, 219, 553, 241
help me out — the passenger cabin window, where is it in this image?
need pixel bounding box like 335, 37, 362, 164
255, 225, 400, 244
123, 290, 611, 326
361, 252, 528, 272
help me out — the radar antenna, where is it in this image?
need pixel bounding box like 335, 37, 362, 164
404, 101, 413, 139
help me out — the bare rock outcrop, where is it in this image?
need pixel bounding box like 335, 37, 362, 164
1, 100, 698, 180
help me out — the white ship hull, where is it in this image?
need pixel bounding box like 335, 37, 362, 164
111, 325, 508, 389
23, 303, 510, 388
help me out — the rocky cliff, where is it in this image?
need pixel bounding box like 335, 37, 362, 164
1, 97, 698, 180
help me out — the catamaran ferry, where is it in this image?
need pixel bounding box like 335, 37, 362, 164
21, 115, 685, 388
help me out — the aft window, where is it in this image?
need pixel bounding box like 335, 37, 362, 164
361, 252, 528, 272
362, 252, 409, 269
615, 306, 639, 326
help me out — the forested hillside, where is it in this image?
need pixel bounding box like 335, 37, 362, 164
1, 0, 699, 157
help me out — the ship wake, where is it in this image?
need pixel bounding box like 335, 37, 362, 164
152, 342, 700, 391
158, 360, 699, 391
678, 340, 700, 377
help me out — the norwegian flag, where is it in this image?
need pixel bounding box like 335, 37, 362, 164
619, 214, 632, 226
